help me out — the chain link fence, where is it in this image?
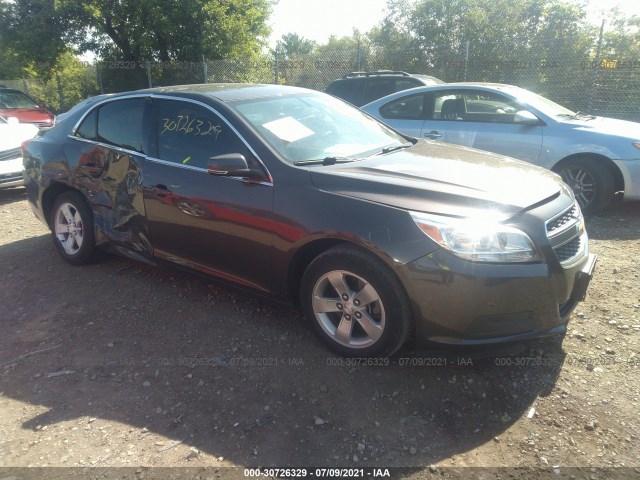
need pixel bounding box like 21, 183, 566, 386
3, 33, 639, 122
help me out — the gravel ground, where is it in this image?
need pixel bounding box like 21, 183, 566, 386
0, 187, 638, 479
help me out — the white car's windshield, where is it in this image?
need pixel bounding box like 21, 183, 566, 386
508, 87, 576, 117
231, 93, 408, 164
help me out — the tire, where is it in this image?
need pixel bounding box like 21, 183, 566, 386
300, 245, 412, 357
553, 158, 615, 215
50, 191, 97, 264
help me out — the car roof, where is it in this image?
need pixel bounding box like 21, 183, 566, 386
0, 87, 29, 94
114, 83, 313, 103
360, 83, 527, 109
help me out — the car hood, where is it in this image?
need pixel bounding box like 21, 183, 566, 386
560, 115, 640, 138
0, 107, 54, 124
0, 123, 39, 150
309, 141, 566, 219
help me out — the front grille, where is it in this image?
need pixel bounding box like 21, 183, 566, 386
554, 236, 582, 263
0, 147, 21, 162
546, 202, 586, 266
546, 205, 579, 235
0, 173, 23, 184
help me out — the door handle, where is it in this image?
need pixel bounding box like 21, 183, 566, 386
423, 131, 442, 139
154, 184, 172, 197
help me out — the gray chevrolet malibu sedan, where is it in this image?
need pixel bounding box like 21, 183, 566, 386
362, 83, 640, 214
23, 84, 596, 357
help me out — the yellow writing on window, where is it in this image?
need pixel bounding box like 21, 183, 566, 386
161, 116, 222, 139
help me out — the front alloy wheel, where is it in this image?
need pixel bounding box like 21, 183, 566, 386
312, 270, 386, 349
301, 245, 412, 357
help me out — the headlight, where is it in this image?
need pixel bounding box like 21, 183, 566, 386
410, 211, 540, 263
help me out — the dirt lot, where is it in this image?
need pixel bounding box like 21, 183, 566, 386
0, 187, 638, 479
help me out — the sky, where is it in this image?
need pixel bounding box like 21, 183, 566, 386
267, 0, 640, 47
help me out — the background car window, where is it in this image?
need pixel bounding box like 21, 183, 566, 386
156, 100, 251, 169
394, 78, 422, 92
75, 109, 97, 140
362, 78, 394, 105
432, 91, 525, 124
326, 79, 359, 104
97, 99, 146, 153
432, 94, 463, 120
380, 94, 425, 119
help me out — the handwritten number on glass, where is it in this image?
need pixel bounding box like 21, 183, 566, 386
161, 116, 222, 139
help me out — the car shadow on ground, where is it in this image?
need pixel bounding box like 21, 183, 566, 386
586, 202, 639, 241
0, 233, 567, 469
0, 186, 27, 206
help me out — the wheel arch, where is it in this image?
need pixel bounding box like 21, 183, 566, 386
552, 153, 624, 194
42, 182, 82, 228
286, 238, 404, 307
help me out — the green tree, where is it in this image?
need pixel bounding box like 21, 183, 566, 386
1, 0, 273, 89
278, 33, 316, 58
0, 0, 70, 78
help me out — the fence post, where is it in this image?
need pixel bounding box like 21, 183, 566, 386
56, 75, 65, 111
97, 64, 104, 94
588, 19, 605, 113
464, 41, 470, 82
146, 61, 153, 88
274, 46, 279, 84
202, 54, 208, 83
22, 77, 29, 94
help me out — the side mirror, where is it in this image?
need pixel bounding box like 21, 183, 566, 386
6, 116, 19, 125
208, 153, 260, 179
513, 110, 540, 126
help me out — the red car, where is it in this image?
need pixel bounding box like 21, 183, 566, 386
0, 87, 55, 128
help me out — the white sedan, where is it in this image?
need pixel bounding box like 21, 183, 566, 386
0, 116, 38, 189
362, 83, 640, 214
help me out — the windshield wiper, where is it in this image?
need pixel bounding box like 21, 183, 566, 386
293, 156, 355, 166
369, 142, 414, 158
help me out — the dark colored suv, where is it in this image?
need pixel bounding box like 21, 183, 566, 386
0, 87, 56, 129
326, 71, 445, 107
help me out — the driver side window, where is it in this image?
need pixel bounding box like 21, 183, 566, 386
155, 100, 253, 170
431, 91, 529, 124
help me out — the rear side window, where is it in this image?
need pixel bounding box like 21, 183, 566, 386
74, 99, 147, 151
326, 79, 359, 104
361, 78, 394, 105
394, 78, 422, 92
155, 99, 252, 169
75, 109, 97, 140
381, 94, 426, 119
97, 99, 147, 153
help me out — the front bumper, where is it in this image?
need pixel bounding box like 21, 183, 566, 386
397, 191, 596, 347
399, 250, 596, 346
0, 157, 25, 189
614, 158, 640, 200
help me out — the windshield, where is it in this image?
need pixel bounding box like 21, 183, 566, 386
508, 87, 575, 117
0, 90, 39, 109
230, 93, 408, 164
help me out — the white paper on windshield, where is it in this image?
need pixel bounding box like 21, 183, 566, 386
262, 116, 314, 143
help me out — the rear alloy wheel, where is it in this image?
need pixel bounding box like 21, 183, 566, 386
554, 158, 615, 215
51, 191, 97, 264
301, 246, 411, 357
